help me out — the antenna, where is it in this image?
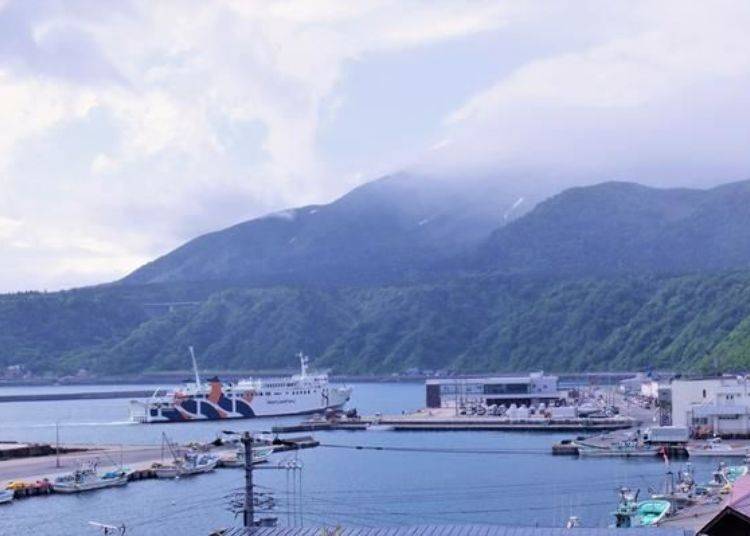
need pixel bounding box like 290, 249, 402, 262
298, 352, 308, 377
189, 346, 201, 388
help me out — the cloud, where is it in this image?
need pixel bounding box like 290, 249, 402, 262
0, 0, 515, 292
423, 0, 750, 187
2, 0, 750, 292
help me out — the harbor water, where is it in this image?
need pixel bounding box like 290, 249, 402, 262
1, 383, 719, 535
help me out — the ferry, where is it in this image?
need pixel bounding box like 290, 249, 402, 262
129, 350, 352, 423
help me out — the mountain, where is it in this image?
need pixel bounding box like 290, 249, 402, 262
122, 173, 534, 287
8, 271, 750, 376
476, 180, 750, 276
5, 177, 750, 377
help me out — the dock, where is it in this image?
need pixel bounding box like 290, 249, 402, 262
0, 435, 318, 501
272, 408, 636, 434
369, 415, 635, 431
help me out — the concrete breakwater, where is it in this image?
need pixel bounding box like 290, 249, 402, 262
0, 390, 153, 403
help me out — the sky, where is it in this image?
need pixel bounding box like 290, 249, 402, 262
1, 0, 750, 292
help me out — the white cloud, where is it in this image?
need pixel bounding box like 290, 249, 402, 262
0, 0, 515, 291
427, 0, 750, 187
2, 0, 750, 292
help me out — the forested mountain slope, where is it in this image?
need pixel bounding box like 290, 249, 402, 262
477, 180, 750, 276
5, 178, 750, 377
123, 174, 532, 287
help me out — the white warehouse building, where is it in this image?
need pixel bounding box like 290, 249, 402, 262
671, 376, 750, 437
426, 372, 564, 409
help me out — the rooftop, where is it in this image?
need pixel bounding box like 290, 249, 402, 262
220, 525, 692, 536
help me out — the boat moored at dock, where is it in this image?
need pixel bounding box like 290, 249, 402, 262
130, 350, 352, 423
687, 437, 749, 457
613, 488, 671, 527
219, 446, 273, 467
52, 463, 129, 493
153, 451, 219, 478
577, 439, 660, 457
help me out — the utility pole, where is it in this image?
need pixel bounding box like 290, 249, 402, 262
55, 421, 61, 468
241, 432, 255, 530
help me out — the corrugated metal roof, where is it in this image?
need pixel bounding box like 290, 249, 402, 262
219, 524, 693, 536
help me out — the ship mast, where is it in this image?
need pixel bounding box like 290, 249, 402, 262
189, 346, 201, 388
298, 352, 308, 378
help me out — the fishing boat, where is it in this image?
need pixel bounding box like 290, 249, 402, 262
613, 488, 670, 527
725, 460, 749, 482
130, 350, 352, 423
220, 446, 273, 467
154, 451, 219, 478
697, 468, 732, 495
636, 500, 671, 526
0, 489, 14, 505
651, 466, 697, 510
578, 439, 659, 457
52, 463, 128, 493
687, 437, 748, 457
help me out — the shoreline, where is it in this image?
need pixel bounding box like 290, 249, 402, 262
0, 371, 645, 388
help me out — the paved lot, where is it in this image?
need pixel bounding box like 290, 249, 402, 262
0, 444, 165, 483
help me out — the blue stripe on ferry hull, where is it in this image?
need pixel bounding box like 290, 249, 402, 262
216, 395, 234, 413
199, 402, 222, 420
161, 408, 185, 421
180, 399, 199, 415
235, 400, 256, 417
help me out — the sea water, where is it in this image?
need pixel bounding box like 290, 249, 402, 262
0, 383, 717, 535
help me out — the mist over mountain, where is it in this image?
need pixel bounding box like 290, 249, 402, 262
122, 173, 537, 287
5, 175, 750, 377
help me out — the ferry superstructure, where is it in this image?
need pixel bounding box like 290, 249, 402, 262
129, 350, 351, 423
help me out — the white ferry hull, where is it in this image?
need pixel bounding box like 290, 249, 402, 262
131, 383, 352, 423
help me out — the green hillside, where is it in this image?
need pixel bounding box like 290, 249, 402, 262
4, 271, 750, 376
5, 178, 750, 377
477, 180, 750, 276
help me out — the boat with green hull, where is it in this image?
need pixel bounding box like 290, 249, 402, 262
613, 488, 671, 527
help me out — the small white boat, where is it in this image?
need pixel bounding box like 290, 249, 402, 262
0, 489, 14, 505
154, 451, 219, 478
52, 464, 128, 494
578, 440, 659, 457
220, 446, 273, 468
687, 437, 748, 457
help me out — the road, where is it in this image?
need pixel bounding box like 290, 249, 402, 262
0, 444, 166, 483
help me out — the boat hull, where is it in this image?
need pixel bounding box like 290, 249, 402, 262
52, 476, 128, 493
133, 386, 351, 423
687, 448, 748, 457
578, 448, 658, 457
155, 458, 219, 478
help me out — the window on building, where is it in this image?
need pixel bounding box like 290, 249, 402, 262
484, 383, 530, 395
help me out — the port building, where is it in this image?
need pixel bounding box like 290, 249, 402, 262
670, 376, 750, 437
425, 372, 564, 409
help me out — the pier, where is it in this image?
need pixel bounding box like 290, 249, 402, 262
0, 435, 317, 501
272, 408, 636, 434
